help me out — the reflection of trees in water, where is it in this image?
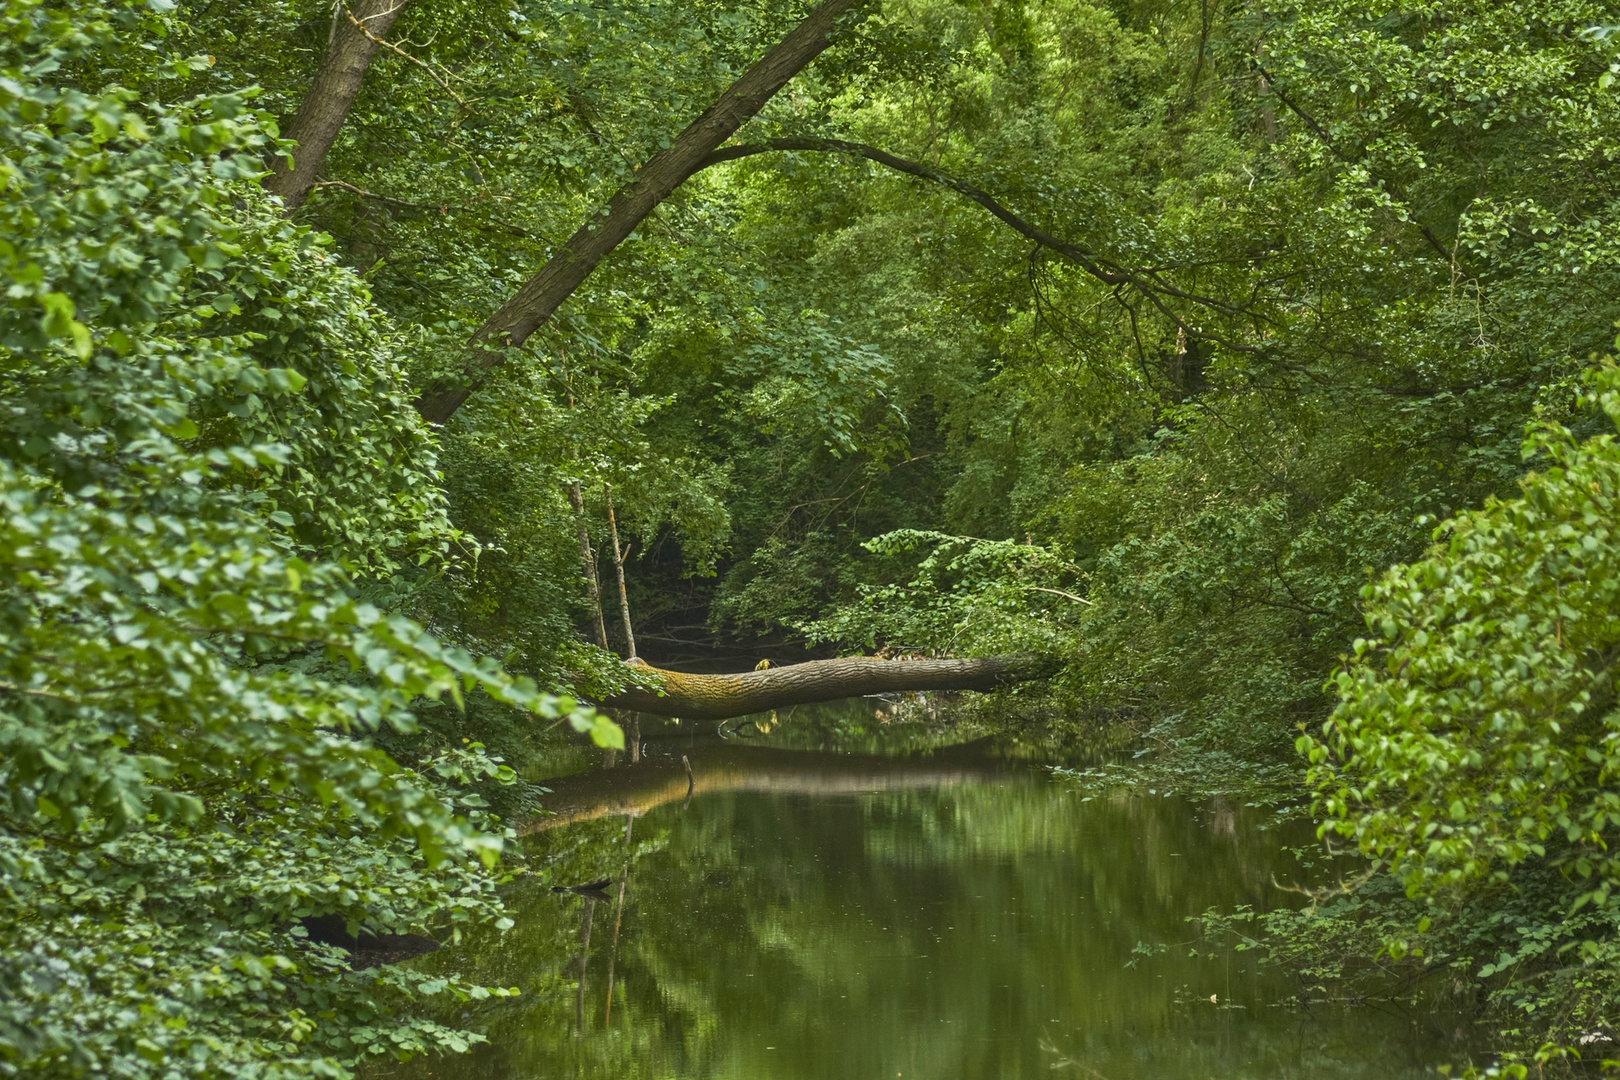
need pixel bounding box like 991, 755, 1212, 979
625, 786, 1304, 1080
372, 751, 1454, 1080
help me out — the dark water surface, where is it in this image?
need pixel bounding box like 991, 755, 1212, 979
380, 702, 1474, 1080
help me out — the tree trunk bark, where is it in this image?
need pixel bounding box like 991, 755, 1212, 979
568, 481, 609, 649
603, 483, 637, 659
266, 0, 411, 212
602, 655, 1046, 721
413, 0, 865, 425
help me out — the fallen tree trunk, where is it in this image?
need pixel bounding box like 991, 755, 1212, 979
601, 655, 1047, 721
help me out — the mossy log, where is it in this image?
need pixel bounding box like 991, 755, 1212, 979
601, 655, 1046, 721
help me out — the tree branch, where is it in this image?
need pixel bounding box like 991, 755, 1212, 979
413, 0, 869, 426
307, 180, 547, 240
340, 4, 468, 107
693, 137, 1260, 350
1252, 63, 1454, 264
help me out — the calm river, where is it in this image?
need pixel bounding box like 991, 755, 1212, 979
377, 700, 1478, 1080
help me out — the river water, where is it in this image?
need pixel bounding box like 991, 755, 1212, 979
377, 700, 1477, 1079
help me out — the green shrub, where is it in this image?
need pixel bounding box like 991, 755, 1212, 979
0, 4, 614, 1076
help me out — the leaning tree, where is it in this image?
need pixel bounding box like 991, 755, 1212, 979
268, 0, 1265, 715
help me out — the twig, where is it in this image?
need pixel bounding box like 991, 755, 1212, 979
1025, 586, 1092, 605
343, 4, 468, 107
307, 180, 547, 241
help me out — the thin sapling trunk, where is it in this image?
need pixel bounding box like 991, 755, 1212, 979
568, 481, 610, 650
604, 483, 637, 660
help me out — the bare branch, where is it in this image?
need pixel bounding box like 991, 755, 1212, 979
342, 4, 468, 107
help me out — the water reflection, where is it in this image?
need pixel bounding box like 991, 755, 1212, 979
528, 737, 1021, 830
377, 704, 1475, 1080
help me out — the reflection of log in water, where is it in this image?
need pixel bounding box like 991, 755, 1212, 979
524, 739, 1024, 833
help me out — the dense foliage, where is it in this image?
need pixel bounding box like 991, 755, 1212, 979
6, 0, 1620, 1073
0, 3, 615, 1077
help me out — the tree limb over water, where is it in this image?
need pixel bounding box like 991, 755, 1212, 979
601, 655, 1050, 720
